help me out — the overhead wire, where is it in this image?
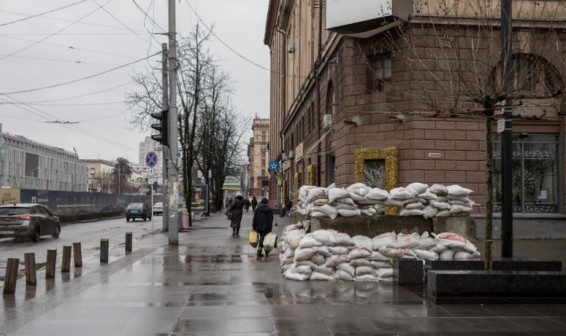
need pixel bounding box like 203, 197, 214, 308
0, 0, 114, 61
1, 51, 160, 95
0, 0, 89, 27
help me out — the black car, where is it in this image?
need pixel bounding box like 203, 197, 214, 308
0, 203, 61, 242
125, 202, 152, 222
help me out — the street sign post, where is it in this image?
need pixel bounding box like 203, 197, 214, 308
145, 151, 159, 169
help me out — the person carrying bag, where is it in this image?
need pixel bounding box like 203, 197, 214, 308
228, 194, 244, 237
252, 197, 273, 259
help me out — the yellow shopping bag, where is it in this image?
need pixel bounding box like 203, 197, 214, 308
248, 230, 258, 248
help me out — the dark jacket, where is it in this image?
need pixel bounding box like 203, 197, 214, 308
229, 196, 244, 227
252, 203, 273, 233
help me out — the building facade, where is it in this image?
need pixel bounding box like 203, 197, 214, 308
83, 159, 114, 193
264, 1, 566, 224
247, 117, 270, 200
0, 124, 87, 192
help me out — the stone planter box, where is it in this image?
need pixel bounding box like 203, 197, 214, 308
427, 270, 566, 304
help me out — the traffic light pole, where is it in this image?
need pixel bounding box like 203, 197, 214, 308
161, 42, 169, 232
168, 0, 179, 245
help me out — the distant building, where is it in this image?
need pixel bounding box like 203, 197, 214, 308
247, 117, 270, 200
0, 123, 87, 191
83, 159, 114, 193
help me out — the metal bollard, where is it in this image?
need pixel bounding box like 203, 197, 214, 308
3, 258, 20, 295
125, 232, 132, 254
62, 245, 72, 273
73, 242, 82, 267
24, 253, 37, 286
100, 238, 109, 263
46, 249, 57, 279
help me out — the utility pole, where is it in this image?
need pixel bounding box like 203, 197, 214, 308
168, 0, 179, 244
161, 42, 170, 232
500, 0, 513, 258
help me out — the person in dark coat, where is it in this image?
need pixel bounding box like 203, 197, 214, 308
251, 196, 258, 211
228, 195, 244, 237
280, 197, 292, 217
243, 198, 251, 212
252, 197, 274, 258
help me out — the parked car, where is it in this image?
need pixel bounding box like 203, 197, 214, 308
125, 202, 151, 222
153, 202, 163, 216
0, 203, 61, 242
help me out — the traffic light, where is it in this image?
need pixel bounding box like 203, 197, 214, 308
150, 109, 169, 146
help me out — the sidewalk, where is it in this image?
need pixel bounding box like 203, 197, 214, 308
1, 211, 566, 335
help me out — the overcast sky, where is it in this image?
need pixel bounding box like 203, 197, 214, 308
0, 0, 270, 165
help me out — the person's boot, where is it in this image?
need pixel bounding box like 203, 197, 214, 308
236, 228, 240, 237
257, 249, 263, 258
232, 228, 236, 237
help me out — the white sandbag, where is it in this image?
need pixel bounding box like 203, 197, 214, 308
370, 261, 392, 268
352, 235, 373, 251
294, 247, 317, 262
430, 244, 448, 254
311, 204, 338, 220
316, 246, 333, 257
347, 247, 371, 261
335, 197, 356, 206
360, 208, 377, 216
383, 197, 404, 207
355, 266, 376, 276
439, 249, 455, 260
389, 187, 413, 200
285, 229, 306, 249
310, 271, 334, 281
334, 269, 354, 281
336, 262, 356, 276
447, 185, 473, 197
335, 203, 358, 211
285, 271, 310, 281
406, 182, 429, 196
396, 232, 420, 249
299, 235, 322, 248
367, 188, 389, 201
328, 187, 349, 204
355, 274, 379, 282
372, 232, 397, 250
378, 246, 410, 258
399, 209, 424, 216
449, 205, 473, 215
348, 192, 368, 203
414, 237, 437, 250
436, 209, 450, 217
328, 246, 349, 255
346, 183, 370, 196
292, 264, 313, 275
453, 251, 477, 261
312, 230, 337, 246
435, 232, 478, 253
356, 198, 380, 206
295, 260, 317, 268
422, 206, 439, 219
337, 208, 362, 217
350, 258, 372, 267
429, 184, 448, 196
405, 202, 425, 210
368, 251, 390, 261
430, 201, 451, 210
306, 187, 328, 203
417, 190, 438, 201
309, 210, 328, 218
336, 233, 356, 247
374, 204, 385, 214
376, 268, 394, 278
326, 254, 348, 267
313, 265, 334, 276
414, 249, 438, 261
310, 254, 326, 265
403, 197, 427, 205
313, 198, 329, 206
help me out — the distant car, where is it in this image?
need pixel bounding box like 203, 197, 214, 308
125, 202, 152, 222
153, 202, 163, 216
0, 203, 61, 242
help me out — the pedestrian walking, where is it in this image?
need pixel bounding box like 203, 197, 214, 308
228, 194, 244, 237
252, 197, 274, 259
244, 198, 251, 212
251, 196, 258, 211
280, 197, 292, 217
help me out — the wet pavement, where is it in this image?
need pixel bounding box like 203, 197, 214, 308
2, 211, 566, 335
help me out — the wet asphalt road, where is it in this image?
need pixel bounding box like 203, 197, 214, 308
1, 210, 566, 335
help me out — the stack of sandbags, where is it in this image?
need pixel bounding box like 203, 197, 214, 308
280, 229, 480, 282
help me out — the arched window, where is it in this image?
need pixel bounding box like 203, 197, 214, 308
326, 81, 336, 118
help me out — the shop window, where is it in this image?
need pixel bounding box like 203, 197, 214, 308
494, 133, 560, 213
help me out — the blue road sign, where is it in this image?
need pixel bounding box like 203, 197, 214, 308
145, 151, 158, 168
